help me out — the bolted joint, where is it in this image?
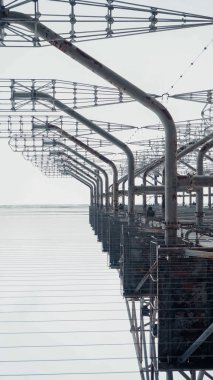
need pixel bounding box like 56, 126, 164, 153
105, 15, 114, 24
69, 14, 76, 23
31, 89, 38, 99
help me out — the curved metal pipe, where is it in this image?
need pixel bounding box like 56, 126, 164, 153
64, 163, 99, 206
31, 94, 134, 221
69, 173, 94, 206
33, 123, 111, 210
32, 107, 118, 211
65, 163, 101, 207
50, 140, 106, 210
185, 229, 196, 242
58, 161, 100, 195
50, 137, 108, 209
62, 163, 98, 206
25, 148, 96, 205
64, 168, 96, 206
50, 150, 104, 208
8, 10, 176, 243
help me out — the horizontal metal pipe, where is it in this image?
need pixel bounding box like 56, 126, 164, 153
193, 175, 213, 187
133, 176, 213, 194
119, 131, 213, 188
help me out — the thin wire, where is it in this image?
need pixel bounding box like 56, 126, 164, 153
0, 343, 134, 348
0, 302, 124, 305
0, 309, 126, 313
0, 274, 114, 277
0, 371, 139, 376
0, 289, 120, 292
0, 357, 136, 362
0, 318, 128, 322
166, 37, 213, 94
0, 295, 123, 298
0, 330, 131, 334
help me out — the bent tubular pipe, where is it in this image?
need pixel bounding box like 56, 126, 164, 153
48, 136, 108, 209
29, 93, 134, 222
69, 173, 94, 206
33, 123, 112, 210
50, 150, 104, 208
62, 163, 99, 204
31, 103, 120, 213
64, 167, 97, 206
61, 163, 98, 206
6, 10, 176, 243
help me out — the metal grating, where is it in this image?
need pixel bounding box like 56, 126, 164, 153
158, 247, 213, 370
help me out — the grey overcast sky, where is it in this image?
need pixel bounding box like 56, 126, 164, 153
0, 0, 213, 205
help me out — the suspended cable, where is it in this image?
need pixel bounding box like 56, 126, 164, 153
0, 342, 134, 348
166, 36, 213, 95
0, 330, 132, 334
0, 357, 136, 362
0, 370, 140, 376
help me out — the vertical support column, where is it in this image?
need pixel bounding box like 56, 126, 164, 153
154, 175, 158, 206
96, 170, 100, 208
182, 192, 185, 206
196, 140, 213, 224
190, 371, 196, 380
208, 186, 211, 209
143, 175, 147, 211
122, 180, 126, 206
166, 372, 173, 380
189, 191, 192, 207
197, 371, 205, 380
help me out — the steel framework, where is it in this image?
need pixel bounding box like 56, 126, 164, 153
4, 109, 213, 379
0, 1, 213, 380
0, 1, 213, 46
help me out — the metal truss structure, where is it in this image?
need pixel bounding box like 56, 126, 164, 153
168, 91, 213, 141
1, 110, 213, 175
2, 99, 213, 380
0, 1, 213, 380
0, 114, 137, 136
0, 0, 213, 46
171, 90, 213, 105
0, 79, 134, 111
